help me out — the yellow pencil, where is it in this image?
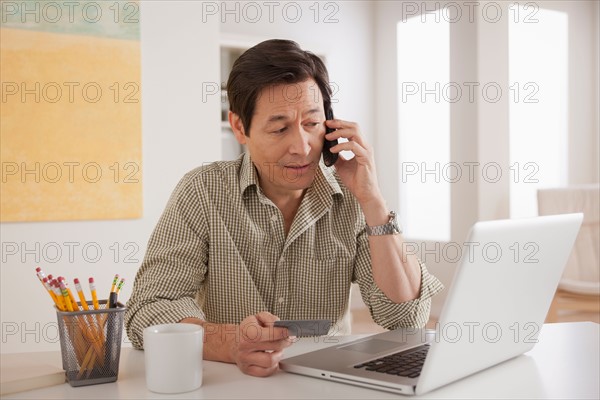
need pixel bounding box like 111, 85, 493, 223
59, 281, 74, 312
66, 285, 80, 311
41, 277, 60, 308
75, 277, 105, 347
89, 277, 100, 310
73, 278, 90, 311
35, 268, 54, 302
51, 279, 65, 311
36, 270, 60, 309
59, 277, 79, 311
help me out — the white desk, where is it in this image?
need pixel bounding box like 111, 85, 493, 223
2, 322, 598, 399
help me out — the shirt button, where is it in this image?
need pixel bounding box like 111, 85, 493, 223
271, 215, 277, 222
278, 297, 284, 304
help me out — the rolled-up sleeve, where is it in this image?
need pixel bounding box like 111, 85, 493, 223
125, 173, 208, 349
353, 228, 444, 330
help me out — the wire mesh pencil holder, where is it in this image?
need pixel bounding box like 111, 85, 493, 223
56, 300, 126, 387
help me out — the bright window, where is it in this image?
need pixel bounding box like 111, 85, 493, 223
509, 6, 568, 218
397, 12, 450, 241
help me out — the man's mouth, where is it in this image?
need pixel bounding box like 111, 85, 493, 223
284, 163, 312, 174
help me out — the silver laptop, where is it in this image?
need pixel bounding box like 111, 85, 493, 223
280, 214, 583, 395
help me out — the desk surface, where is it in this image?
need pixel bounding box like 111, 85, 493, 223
2, 322, 598, 399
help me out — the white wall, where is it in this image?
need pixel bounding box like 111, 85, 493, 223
0, 1, 220, 353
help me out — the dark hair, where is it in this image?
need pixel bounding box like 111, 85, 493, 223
226, 39, 331, 136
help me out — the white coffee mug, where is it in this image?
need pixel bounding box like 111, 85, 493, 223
143, 323, 204, 393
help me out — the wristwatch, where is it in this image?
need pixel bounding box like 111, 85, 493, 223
366, 211, 402, 236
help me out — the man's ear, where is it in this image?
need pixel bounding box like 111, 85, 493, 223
229, 111, 247, 145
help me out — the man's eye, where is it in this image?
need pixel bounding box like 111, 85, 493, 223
273, 127, 287, 134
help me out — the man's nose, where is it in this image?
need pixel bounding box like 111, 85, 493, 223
287, 126, 311, 156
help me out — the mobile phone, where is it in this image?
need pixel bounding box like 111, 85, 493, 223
322, 107, 338, 167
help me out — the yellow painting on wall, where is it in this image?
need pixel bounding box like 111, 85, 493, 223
0, 1, 142, 222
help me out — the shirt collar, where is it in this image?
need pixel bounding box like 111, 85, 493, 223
314, 159, 344, 202
239, 152, 343, 200
239, 152, 259, 197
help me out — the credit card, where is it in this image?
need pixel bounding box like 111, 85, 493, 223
273, 319, 331, 337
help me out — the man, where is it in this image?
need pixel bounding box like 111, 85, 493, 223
125, 39, 443, 377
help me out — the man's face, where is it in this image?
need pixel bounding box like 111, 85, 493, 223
232, 79, 326, 197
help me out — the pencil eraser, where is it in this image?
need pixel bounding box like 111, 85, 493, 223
74, 278, 80, 284
48, 274, 53, 280
89, 277, 94, 283
36, 267, 41, 272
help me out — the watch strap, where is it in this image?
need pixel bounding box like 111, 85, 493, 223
366, 211, 402, 236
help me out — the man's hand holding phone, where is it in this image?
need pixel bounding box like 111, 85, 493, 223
323, 117, 384, 209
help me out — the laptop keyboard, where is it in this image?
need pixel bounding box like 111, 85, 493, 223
353, 344, 430, 378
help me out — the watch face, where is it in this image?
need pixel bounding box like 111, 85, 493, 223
389, 211, 396, 221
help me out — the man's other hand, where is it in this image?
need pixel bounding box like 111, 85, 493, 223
231, 312, 293, 377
